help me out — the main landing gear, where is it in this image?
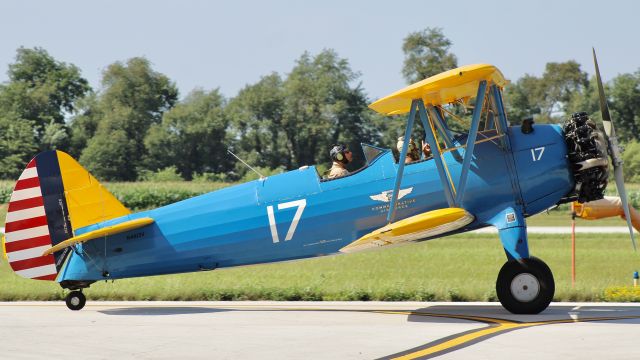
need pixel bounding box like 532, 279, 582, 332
65, 290, 86, 311
496, 257, 555, 314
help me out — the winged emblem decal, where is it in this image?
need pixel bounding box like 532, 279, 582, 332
369, 187, 413, 203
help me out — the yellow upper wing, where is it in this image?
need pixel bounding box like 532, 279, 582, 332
369, 64, 508, 115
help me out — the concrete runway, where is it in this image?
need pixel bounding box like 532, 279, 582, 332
1, 301, 639, 359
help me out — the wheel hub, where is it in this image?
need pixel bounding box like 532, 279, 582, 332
70, 297, 80, 306
510, 273, 540, 302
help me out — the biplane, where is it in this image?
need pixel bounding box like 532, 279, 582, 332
2, 51, 633, 313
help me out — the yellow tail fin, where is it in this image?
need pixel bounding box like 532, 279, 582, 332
57, 151, 130, 230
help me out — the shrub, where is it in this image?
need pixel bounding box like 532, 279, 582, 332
378, 289, 414, 301
343, 290, 372, 301
114, 187, 201, 210
138, 166, 184, 182
414, 289, 436, 301
192, 172, 230, 183
447, 289, 467, 302
98, 182, 230, 210
622, 141, 640, 183
603, 286, 640, 302
0, 183, 12, 203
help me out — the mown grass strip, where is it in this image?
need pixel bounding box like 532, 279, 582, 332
1, 233, 638, 302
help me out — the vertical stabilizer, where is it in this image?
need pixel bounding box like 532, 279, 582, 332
3, 151, 130, 281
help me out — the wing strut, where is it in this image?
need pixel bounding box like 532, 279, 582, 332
386, 80, 493, 221
417, 101, 456, 206
387, 101, 416, 223
455, 80, 487, 205
426, 105, 455, 153
386, 99, 457, 223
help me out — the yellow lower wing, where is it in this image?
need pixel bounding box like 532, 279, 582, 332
42, 217, 154, 256
340, 208, 473, 253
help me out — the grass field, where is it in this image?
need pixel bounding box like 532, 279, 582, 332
1, 233, 638, 302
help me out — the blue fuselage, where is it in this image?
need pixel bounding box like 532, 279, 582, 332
59, 125, 574, 281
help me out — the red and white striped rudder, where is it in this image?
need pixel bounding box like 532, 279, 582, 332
4, 159, 59, 280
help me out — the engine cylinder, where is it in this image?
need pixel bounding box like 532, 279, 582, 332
563, 112, 609, 203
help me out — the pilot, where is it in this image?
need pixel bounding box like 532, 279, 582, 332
397, 137, 432, 164
328, 144, 352, 179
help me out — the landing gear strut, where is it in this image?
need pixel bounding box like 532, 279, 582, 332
65, 291, 86, 311
496, 257, 554, 314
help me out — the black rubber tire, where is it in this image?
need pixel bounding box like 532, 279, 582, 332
65, 291, 86, 311
496, 256, 555, 314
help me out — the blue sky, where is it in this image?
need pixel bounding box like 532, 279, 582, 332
0, 0, 638, 100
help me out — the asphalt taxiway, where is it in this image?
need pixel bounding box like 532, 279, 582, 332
1, 301, 639, 359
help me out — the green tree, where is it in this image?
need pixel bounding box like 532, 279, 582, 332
280, 50, 378, 170
67, 94, 102, 157
41, 120, 70, 151
504, 61, 588, 123
226, 50, 377, 176
0, 47, 90, 148
564, 76, 603, 122
79, 57, 178, 180
504, 75, 544, 123
144, 89, 229, 180
226, 73, 287, 172
402, 28, 458, 84
80, 128, 136, 181
610, 71, 640, 142
539, 61, 588, 120
622, 141, 640, 182
0, 113, 38, 179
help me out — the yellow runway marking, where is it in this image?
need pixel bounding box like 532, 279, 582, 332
393, 324, 522, 359
378, 311, 640, 360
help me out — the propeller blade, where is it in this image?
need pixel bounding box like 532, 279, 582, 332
615, 166, 637, 251
593, 48, 635, 250
593, 48, 615, 137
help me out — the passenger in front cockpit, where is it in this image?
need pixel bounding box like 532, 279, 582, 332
397, 137, 432, 164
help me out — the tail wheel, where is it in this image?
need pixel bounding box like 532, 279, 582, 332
496, 257, 554, 314
65, 291, 86, 311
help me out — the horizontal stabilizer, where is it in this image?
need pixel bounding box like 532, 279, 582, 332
341, 208, 473, 253
42, 217, 154, 256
